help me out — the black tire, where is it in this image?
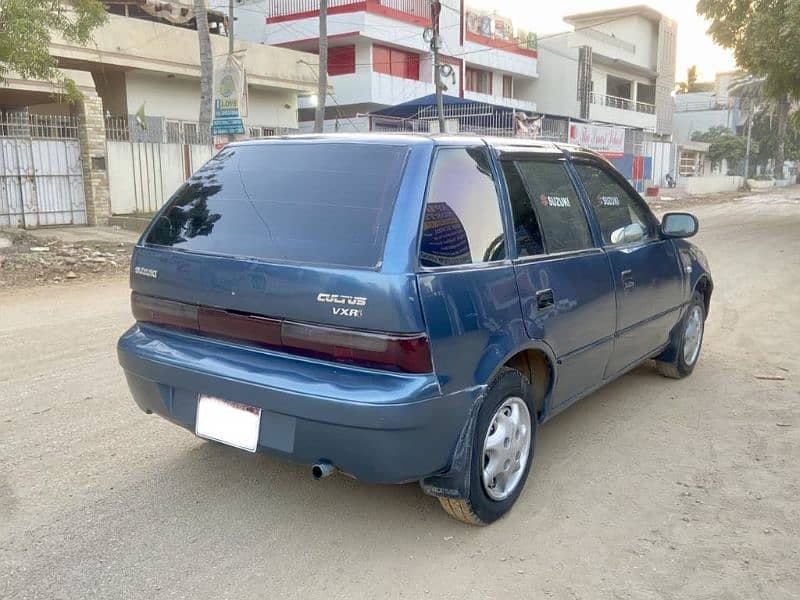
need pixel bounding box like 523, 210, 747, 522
655, 291, 706, 379
438, 368, 537, 525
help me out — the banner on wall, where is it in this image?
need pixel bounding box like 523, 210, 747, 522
212, 54, 248, 137
568, 122, 625, 157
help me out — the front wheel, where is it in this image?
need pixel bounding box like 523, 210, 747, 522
655, 291, 706, 379
438, 368, 536, 525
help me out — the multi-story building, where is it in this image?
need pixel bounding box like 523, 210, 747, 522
229, 0, 539, 132
673, 71, 745, 144
533, 5, 677, 136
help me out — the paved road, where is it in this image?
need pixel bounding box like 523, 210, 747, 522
2, 189, 799, 599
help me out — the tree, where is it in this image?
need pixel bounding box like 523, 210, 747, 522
0, 0, 106, 100
675, 65, 714, 94
194, 0, 213, 136
697, 0, 800, 176
692, 126, 748, 173
751, 108, 800, 175
314, 0, 328, 133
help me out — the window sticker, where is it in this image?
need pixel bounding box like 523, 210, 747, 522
599, 195, 620, 206
420, 202, 472, 267
539, 194, 571, 208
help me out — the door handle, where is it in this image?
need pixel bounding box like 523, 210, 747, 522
536, 288, 555, 310
621, 270, 635, 289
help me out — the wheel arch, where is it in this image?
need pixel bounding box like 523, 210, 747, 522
421, 340, 557, 500
694, 275, 713, 318
500, 345, 555, 421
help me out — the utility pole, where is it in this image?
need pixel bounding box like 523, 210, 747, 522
429, 0, 445, 133
228, 0, 234, 55
194, 0, 213, 134
314, 0, 328, 133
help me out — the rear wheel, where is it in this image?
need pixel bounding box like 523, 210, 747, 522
655, 292, 706, 379
438, 369, 536, 525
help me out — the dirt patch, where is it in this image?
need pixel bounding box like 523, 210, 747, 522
647, 184, 800, 214
0, 228, 131, 289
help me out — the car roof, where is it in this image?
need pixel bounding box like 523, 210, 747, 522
230, 133, 606, 161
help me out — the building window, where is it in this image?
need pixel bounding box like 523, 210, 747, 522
328, 45, 356, 76
373, 44, 420, 80
465, 67, 492, 95
606, 75, 633, 99
502, 75, 513, 98
183, 123, 199, 144
165, 120, 181, 143
637, 83, 656, 105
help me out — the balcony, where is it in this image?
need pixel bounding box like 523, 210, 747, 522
299, 71, 433, 108
591, 92, 655, 115
589, 92, 656, 130
268, 0, 431, 26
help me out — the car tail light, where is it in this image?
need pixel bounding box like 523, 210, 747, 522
198, 307, 282, 349
131, 292, 198, 330
281, 321, 432, 374
130, 293, 433, 374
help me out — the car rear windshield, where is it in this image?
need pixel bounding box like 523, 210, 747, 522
145, 143, 409, 268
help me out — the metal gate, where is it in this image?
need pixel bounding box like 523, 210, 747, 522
0, 113, 87, 227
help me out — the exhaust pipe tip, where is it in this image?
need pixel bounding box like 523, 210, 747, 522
312, 461, 337, 480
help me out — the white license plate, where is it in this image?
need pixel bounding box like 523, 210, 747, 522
195, 395, 262, 452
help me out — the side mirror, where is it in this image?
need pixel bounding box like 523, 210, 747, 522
661, 212, 699, 238
610, 222, 646, 245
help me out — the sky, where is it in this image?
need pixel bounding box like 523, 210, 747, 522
467, 0, 737, 81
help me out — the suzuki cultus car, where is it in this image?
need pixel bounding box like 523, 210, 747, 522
118, 135, 712, 525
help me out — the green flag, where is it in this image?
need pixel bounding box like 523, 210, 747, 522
134, 103, 146, 130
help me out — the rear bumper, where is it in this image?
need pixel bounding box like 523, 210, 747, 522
117, 324, 476, 484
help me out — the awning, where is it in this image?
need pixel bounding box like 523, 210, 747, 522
370, 94, 476, 119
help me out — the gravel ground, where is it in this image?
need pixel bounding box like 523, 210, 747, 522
0, 188, 798, 599
0, 228, 133, 288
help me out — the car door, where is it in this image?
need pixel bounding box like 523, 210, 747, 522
572, 159, 685, 376
498, 152, 616, 408
415, 145, 526, 398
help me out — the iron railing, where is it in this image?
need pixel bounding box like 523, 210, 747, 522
268, 0, 430, 20
370, 102, 570, 142
0, 112, 80, 140
590, 92, 656, 115
105, 116, 213, 145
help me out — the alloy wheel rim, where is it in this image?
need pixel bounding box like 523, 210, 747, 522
481, 397, 532, 501
683, 305, 704, 366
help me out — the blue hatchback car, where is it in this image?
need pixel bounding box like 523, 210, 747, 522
118, 135, 712, 524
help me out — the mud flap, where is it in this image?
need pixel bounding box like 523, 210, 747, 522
419, 391, 485, 499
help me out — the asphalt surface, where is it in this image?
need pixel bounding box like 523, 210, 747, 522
1, 188, 799, 599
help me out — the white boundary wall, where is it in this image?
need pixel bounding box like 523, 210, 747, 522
107, 141, 213, 214
681, 176, 743, 195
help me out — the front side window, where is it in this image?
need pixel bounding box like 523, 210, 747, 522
575, 163, 656, 246
419, 148, 506, 267
513, 160, 594, 254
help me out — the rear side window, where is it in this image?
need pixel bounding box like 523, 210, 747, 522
514, 161, 593, 253
574, 163, 656, 245
146, 143, 409, 268
419, 148, 506, 267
